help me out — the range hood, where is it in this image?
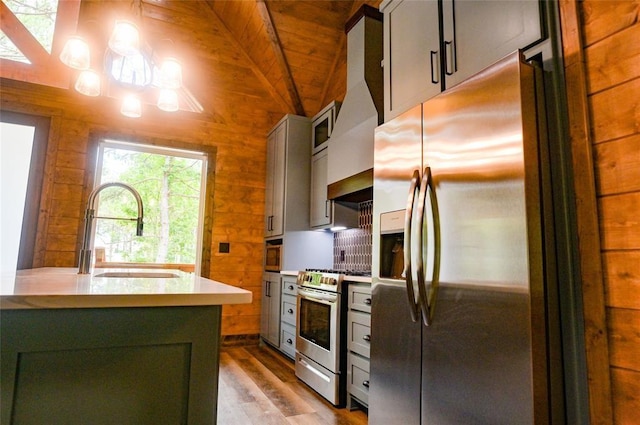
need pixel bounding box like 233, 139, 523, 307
327, 5, 383, 202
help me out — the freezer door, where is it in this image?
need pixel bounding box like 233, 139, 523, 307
370, 104, 424, 424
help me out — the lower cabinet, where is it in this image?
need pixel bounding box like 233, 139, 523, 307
279, 275, 298, 359
346, 283, 372, 409
260, 272, 281, 346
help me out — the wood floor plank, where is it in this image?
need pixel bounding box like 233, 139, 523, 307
217, 344, 368, 425
236, 354, 315, 417
245, 343, 296, 381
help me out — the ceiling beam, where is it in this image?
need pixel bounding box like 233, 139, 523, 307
203, 1, 293, 114
255, 0, 305, 116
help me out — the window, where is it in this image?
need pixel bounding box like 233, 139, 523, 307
0, 0, 59, 63
94, 140, 207, 274
0, 0, 80, 88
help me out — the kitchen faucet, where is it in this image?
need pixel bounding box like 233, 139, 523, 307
78, 182, 144, 274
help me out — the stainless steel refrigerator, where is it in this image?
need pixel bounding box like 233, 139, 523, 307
370, 51, 553, 424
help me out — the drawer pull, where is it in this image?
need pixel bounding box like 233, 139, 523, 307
288, 308, 294, 314
364, 298, 372, 305
363, 380, 370, 388
363, 334, 371, 342
287, 338, 293, 345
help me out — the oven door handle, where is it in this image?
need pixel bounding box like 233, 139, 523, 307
297, 288, 338, 304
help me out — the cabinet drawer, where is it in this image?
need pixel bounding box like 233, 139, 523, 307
347, 352, 370, 406
349, 284, 372, 313
281, 294, 297, 326
348, 311, 371, 358
280, 322, 296, 359
281, 277, 298, 297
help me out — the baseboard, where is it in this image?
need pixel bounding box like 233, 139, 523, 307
221, 333, 260, 347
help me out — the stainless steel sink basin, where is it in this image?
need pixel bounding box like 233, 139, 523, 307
94, 271, 180, 278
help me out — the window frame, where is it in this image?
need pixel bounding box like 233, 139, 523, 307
84, 131, 217, 278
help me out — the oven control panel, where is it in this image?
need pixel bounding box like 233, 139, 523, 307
297, 270, 343, 293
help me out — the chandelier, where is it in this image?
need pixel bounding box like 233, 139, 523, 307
58, 3, 184, 118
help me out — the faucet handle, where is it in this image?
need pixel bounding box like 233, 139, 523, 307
136, 218, 144, 236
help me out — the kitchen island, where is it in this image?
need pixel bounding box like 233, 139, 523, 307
0, 267, 252, 425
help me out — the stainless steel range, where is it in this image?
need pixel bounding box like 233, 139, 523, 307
295, 270, 349, 406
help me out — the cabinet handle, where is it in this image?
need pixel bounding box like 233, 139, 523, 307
287, 338, 293, 345
363, 334, 371, 342
265, 281, 270, 297
364, 298, 372, 305
430, 50, 439, 84
363, 380, 370, 388
444, 40, 456, 76
288, 308, 294, 314
325, 200, 330, 218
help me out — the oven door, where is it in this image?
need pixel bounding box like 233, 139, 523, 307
296, 287, 341, 373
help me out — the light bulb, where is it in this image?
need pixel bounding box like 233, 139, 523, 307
157, 89, 179, 112
121, 95, 142, 118
159, 57, 182, 89
109, 21, 140, 56
74, 70, 101, 96
59, 36, 90, 70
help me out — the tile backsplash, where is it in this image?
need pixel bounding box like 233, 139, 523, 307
333, 200, 372, 272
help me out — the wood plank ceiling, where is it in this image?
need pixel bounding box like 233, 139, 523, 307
69, 0, 381, 121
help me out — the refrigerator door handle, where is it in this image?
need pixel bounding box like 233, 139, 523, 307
404, 169, 421, 322
416, 166, 441, 326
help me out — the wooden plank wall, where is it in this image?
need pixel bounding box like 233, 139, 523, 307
561, 1, 640, 423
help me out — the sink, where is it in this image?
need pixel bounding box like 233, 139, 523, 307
94, 271, 180, 278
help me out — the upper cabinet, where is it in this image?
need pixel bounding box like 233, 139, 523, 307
312, 101, 340, 156
381, 0, 544, 122
310, 148, 331, 228
382, 0, 440, 122
310, 102, 338, 229
264, 114, 311, 238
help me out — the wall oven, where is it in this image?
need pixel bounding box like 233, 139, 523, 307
264, 240, 282, 272
295, 270, 347, 406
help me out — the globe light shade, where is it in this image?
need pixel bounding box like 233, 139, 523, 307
121, 95, 142, 118
157, 89, 179, 112
59, 36, 90, 70
74, 70, 101, 96
159, 57, 182, 89
108, 21, 140, 57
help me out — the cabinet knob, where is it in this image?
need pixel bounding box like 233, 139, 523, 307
288, 285, 294, 290
287, 338, 293, 345
363, 380, 370, 388
288, 308, 294, 314
364, 298, 372, 305
363, 334, 371, 342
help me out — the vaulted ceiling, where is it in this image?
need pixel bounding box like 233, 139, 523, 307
72, 0, 382, 121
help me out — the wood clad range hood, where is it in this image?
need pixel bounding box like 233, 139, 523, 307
327, 5, 383, 203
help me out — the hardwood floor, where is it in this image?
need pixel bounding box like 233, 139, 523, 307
217, 344, 368, 424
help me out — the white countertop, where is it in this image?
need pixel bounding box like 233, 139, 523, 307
0, 267, 252, 310
343, 275, 372, 284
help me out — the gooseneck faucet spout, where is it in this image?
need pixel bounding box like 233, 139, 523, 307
78, 182, 144, 274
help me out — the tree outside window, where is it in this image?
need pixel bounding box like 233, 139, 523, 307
95, 142, 204, 266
